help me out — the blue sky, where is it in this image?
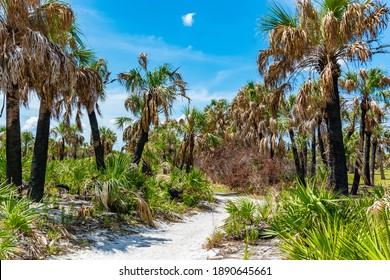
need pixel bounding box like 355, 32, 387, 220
5, 0, 390, 150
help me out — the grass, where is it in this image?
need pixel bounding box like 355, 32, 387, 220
348, 170, 390, 186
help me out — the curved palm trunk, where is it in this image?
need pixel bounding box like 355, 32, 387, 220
6, 85, 22, 187
371, 137, 378, 186
28, 100, 51, 202
364, 131, 372, 186
133, 129, 149, 165
325, 75, 348, 195
289, 129, 305, 185
88, 110, 105, 170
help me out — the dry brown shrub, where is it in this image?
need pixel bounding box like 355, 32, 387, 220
197, 141, 295, 193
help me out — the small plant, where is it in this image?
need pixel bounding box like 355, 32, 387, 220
204, 230, 224, 250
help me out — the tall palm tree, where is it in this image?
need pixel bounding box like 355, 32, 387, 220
0, 0, 75, 187
27, 1, 79, 201
340, 68, 390, 193
117, 53, 188, 165
257, 0, 389, 194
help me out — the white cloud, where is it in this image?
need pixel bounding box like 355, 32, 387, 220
182, 13, 196, 27
22, 117, 38, 132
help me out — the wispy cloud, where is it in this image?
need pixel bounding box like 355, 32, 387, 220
22, 117, 38, 132
182, 13, 196, 27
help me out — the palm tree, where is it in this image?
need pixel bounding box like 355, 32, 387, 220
50, 123, 69, 160
21, 131, 35, 157
27, 1, 79, 201
340, 68, 390, 193
0, 0, 79, 191
117, 53, 188, 165
257, 0, 389, 194
99, 127, 117, 155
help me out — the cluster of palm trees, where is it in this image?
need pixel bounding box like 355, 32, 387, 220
1, 0, 389, 203
257, 0, 389, 194
0, 1, 107, 201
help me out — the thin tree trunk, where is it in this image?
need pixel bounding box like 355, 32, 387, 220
325, 73, 348, 195
88, 110, 106, 170
364, 131, 372, 186
303, 139, 308, 178
371, 137, 378, 186
186, 133, 195, 173
379, 146, 385, 180
6, 85, 22, 187
133, 129, 149, 165
311, 128, 316, 177
28, 100, 51, 202
317, 120, 328, 166
270, 134, 275, 159
351, 99, 368, 195
59, 138, 65, 161
289, 129, 305, 185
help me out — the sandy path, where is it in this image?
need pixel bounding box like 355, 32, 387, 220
56, 194, 237, 260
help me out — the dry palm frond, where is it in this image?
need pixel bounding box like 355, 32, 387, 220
320, 63, 335, 101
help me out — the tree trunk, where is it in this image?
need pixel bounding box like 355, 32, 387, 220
59, 138, 65, 161
371, 137, 378, 186
289, 129, 305, 185
28, 100, 51, 202
186, 133, 195, 173
379, 146, 385, 180
133, 129, 149, 165
6, 85, 22, 187
364, 131, 372, 186
351, 98, 368, 195
270, 134, 274, 159
88, 110, 106, 171
311, 128, 316, 177
317, 120, 328, 166
325, 74, 348, 195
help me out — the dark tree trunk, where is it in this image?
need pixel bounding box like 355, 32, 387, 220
303, 139, 308, 178
379, 147, 385, 180
289, 129, 305, 185
59, 138, 65, 161
73, 146, 77, 159
317, 120, 328, 166
6, 85, 22, 187
270, 134, 274, 159
311, 128, 316, 177
28, 100, 51, 202
371, 137, 378, 186
133, 129, 149, 165
186, 133, 195, 173
325, 74, 348, 195
364, 131, 372, 186
351, 98, 368, 195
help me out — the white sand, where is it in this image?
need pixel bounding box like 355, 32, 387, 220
55, 194, 237, 260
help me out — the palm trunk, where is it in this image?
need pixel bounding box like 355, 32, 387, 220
317, 120, 328, 166
88, 110, 105, 170
289, 129, 305, 185
351, 99, 368, 195
28, 100, 51, 202
379, 147, 385, 180
186, 133, 195, 173
133, 129, 149, 165
6, 85, 22, 187
59, 138, 65, 161
311, 128, 316, 177
364, 131, 372, 186
371, 137, 378, 186
270, 134, 274, 159
325, 73, 348, 195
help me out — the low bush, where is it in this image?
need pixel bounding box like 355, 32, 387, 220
197, 141, 295, 193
